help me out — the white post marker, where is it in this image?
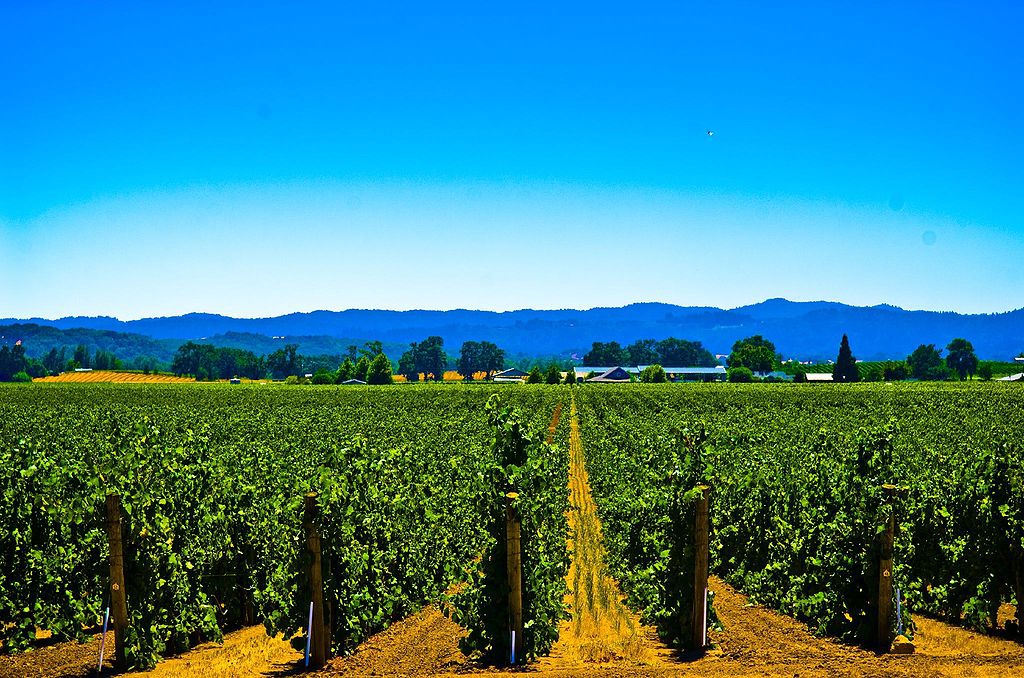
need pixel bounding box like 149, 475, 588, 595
510, 630, 516, 665
98, 606, 110, 673
305, 601, 314, 667
896, 588, 903, 635
702, 587, 708, 647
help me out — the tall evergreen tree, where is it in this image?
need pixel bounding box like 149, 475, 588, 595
833, 334, 859, 382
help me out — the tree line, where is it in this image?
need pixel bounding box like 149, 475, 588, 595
582, 337, 717, 367
723, 334, 991, 382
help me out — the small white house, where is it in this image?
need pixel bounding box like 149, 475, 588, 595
805, 373, 834, 382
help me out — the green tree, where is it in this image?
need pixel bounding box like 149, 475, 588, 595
266, 343, 300, 379
42, 346, 66, 374
172, 341, 218, 379
563, 369, 577, 384
398, 348, 419, 381
727, 366, 754, 382
945, 338, 978, 380
978, 363, 994, 381
366, 353, 394, 385
311, 368, 335, 385
728, 335, 778, 373
353, 356, 371, 382
656, 338, 717, 366
832, 334, 859, 383
11, 371, 31, 383
457, 340, 504, 380
73, 344, 91, 369
640, 364, 668, 383
336, 357, 355, 383
582, 341, 627, 367
404, 336, 447, 381
358, 340, 384, 360
625, 339, 659, 365
544, 364, 562, 384
882, 361, 909, 381
907, 344, 943, 380
526, 366, 544, 384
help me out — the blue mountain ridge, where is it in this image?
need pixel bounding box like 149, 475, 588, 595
3, 299, 1023, 361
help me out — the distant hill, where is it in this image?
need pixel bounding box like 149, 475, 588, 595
3, 299, 1023, 361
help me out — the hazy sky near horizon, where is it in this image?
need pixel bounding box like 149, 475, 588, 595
3, 2, 1022, 319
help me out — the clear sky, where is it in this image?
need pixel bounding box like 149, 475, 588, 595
2, 2, 1022, 319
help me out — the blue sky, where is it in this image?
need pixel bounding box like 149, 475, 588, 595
2, 2, 1022, 319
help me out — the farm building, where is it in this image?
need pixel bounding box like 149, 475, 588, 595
574, 366, 641, 381
493, 368, 529, 383
587, 367, 633, 383
805, 373, 834, 382
574, 365, 726, 382
997, 372, 1024, 382
645, 366, 728, 382
341, 378, 366, 385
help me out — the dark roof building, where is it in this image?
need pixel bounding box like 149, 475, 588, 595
587, 367, 633, 383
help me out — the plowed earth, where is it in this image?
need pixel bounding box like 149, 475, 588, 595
4, 399, 1021, 677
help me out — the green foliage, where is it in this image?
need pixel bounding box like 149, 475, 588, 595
946, 338, 978, 380
0, 384, 567, 667
353, 356, 370, 382
335, 357, 355, 383
727, 335, 778, 374
0, 343, 29, 382
907, 344, 943, 380
882, 361, 910, 381
458, 340, 505, 380
563, 369, 577, 384
575, 392, 719, 649
525, 366, 543, 384
833, 335, 859, 383
978, 363, 994, 381
544, 364, 562, 385
365, 353, 394, 385
10, 371, 31, 383
311, 369, 334, 385
621, 338, 718, 368
399, 336, 447, 382
577, 384, 1024, 646
583, 341, 627, 367
450, 394, 568, 663
640, 364, 667, 383
727, 366, 754, 383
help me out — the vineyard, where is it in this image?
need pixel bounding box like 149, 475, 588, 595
1, 382, 1022, 677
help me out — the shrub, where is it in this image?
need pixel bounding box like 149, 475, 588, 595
728, 367, 754, 383
366, 353, 394, 385
640, 364, 667, 383
311, 369, 334, 385
11, 371, 31, 383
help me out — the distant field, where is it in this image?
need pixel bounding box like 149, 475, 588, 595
33, 370, 196, 384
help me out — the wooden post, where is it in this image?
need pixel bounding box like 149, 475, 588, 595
105, 494, 129, 669
691, 485, 710, 651
877, 484, 897, 651
506, 492, 523, 665
304, 492, 327, 668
